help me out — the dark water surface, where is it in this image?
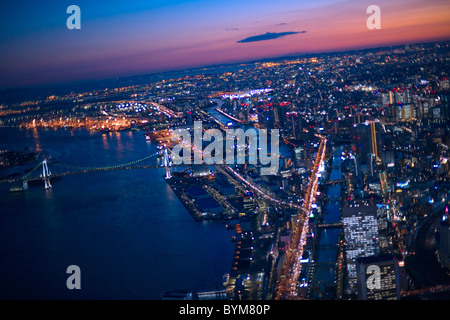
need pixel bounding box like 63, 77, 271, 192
0, 127, 234, 299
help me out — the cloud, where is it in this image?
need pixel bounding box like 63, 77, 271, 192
276, 22, 287, 26
237, 31, 306, 43
226, 27, 240, 31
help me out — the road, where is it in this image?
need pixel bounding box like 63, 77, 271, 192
274, 137, 327, 299
220, 164, 307, 213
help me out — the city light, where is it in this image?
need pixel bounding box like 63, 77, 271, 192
1, 34, 449, 302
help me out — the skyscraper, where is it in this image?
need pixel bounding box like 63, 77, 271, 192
376, 204, 390, 251
356, 122, 380, 167
356, 123, 371, 165
356, 254, 401, 300
343, 203, 380, 292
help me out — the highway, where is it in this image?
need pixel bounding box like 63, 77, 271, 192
220, 164, 308, 213
214, 136, 327, 300
275, 137, 327, 299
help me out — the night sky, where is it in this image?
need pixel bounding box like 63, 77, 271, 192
0, 0, 449, 88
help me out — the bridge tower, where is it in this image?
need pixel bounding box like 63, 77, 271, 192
41, 159, 52, 189
162, 148, 172, 179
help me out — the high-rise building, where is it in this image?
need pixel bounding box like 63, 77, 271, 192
381, 89, 417, 122
290, 113, 304, 140
356, 124, 371, 165
343, 203, 380, 292
368, 153, 376, 177
273, 105, 284, 129
376, 204, 390, 252
355, 121, 381, 167
257, 108, 275, 129
356, 254, 401, 300
399, 104, 415, 120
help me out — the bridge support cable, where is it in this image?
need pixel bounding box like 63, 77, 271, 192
51, 152, 160, 171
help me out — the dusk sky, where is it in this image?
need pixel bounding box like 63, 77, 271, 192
0, 0, 449, 89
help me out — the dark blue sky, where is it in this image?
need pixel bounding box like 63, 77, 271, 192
1, 0, 449, 88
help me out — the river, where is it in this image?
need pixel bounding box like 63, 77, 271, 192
310, 147, 343, 299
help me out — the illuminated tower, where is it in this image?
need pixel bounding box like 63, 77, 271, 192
370, 121, 379, 164
42, 159, 52, 190
162, 148, 172, 179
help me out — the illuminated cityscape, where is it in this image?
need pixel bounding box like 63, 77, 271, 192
0, 1, 449, 304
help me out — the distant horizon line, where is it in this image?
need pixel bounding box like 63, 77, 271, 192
1, 38, 449, 94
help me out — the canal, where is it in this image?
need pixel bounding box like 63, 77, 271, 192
310, 147, 343, 299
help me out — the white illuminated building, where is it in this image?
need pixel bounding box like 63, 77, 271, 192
342, 203, 380, 293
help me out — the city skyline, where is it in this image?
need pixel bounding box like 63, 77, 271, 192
1, 39, 449, 300
1, 0, 449, 89
0, 1, 449, 303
